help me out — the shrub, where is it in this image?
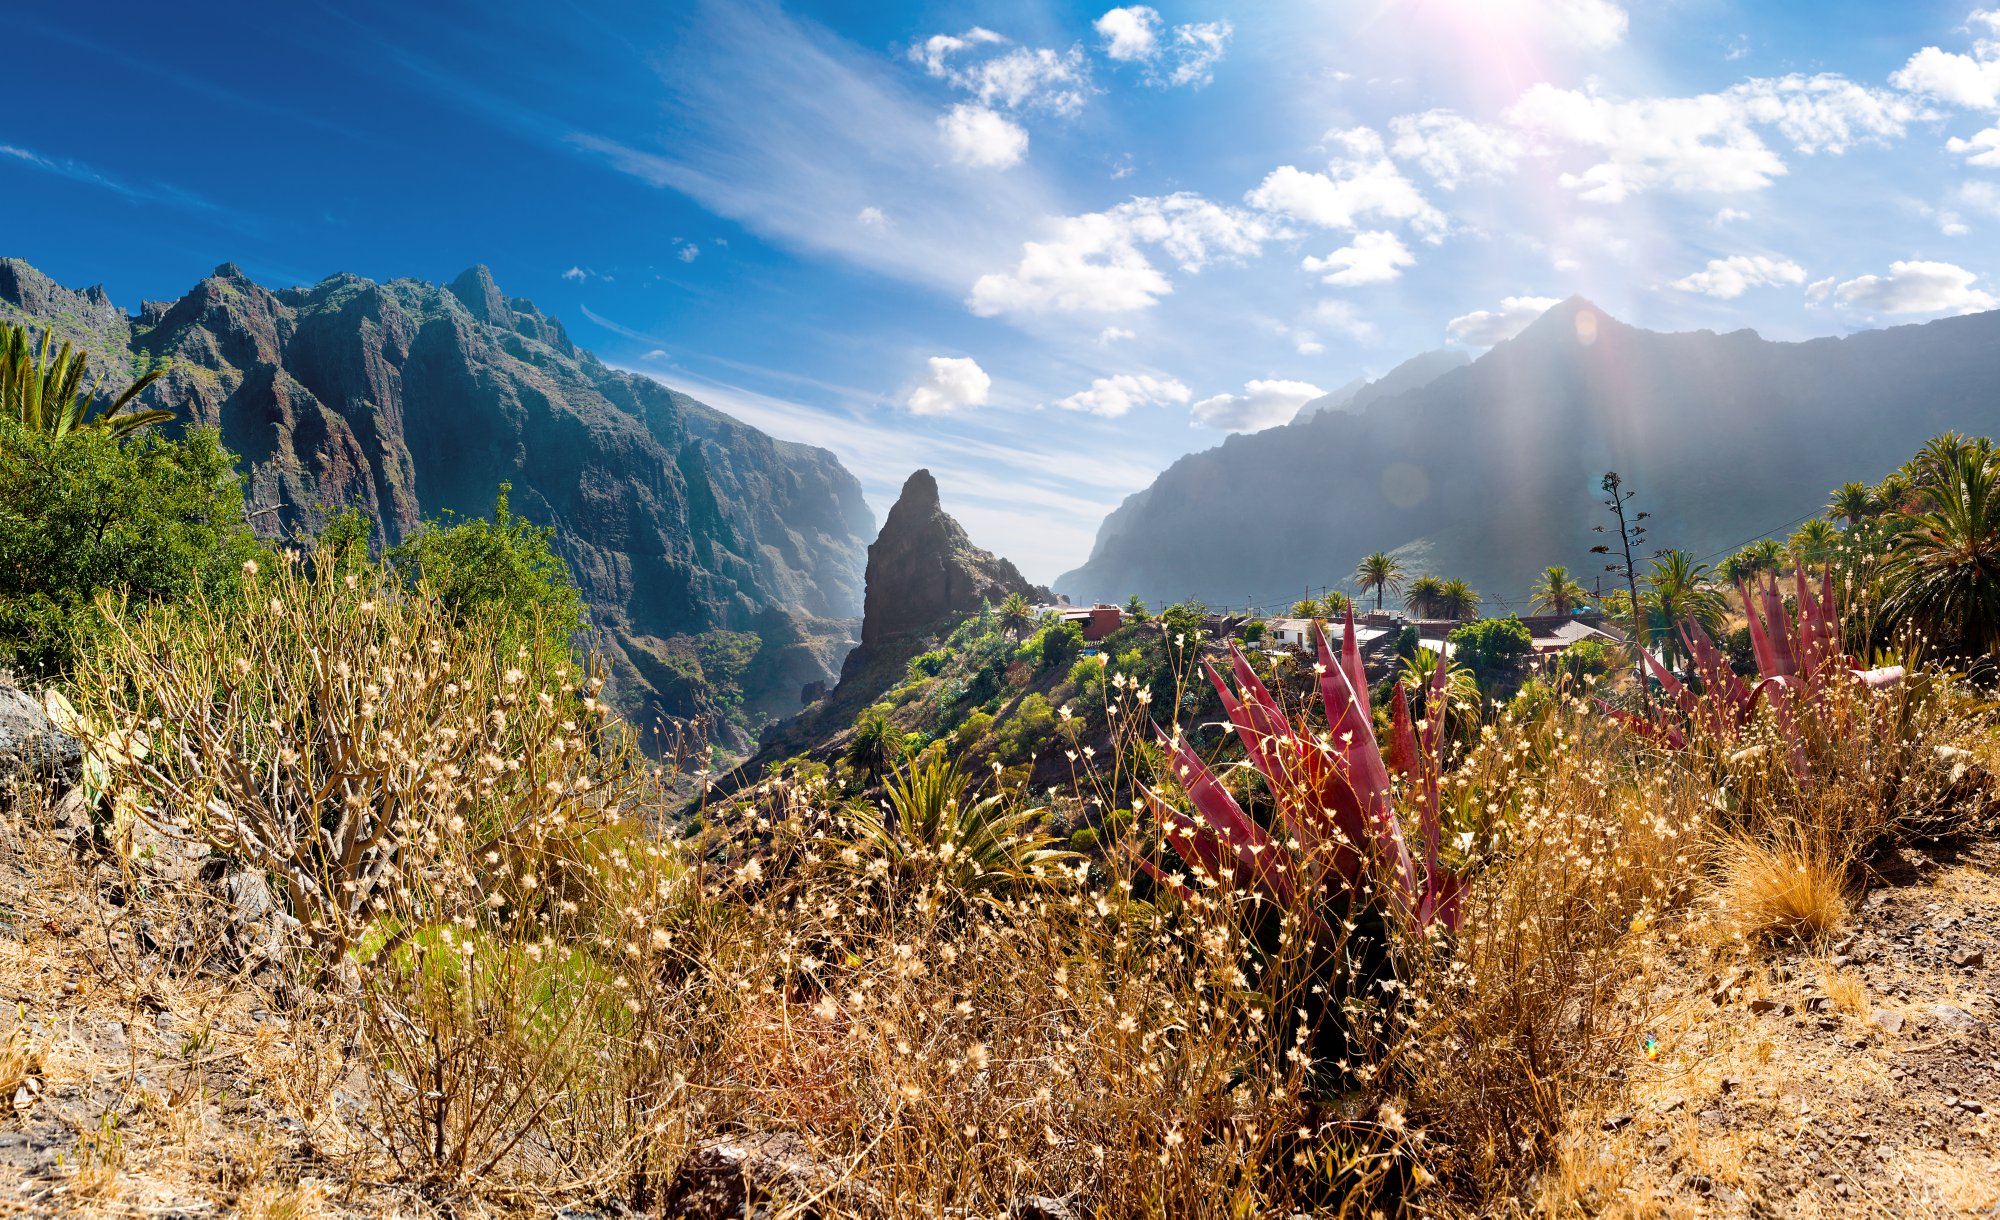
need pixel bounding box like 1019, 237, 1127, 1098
0, 418, 262, 677
1559, 637, 1615, 679
1067, 653, 1107, 694
389, 483, 586, 674
1039, 620, 1085, 668
906, 649, 949, 681
993, 693, 1055, 762
1237, 620, 1266, 644
1448, 615, 1533, 675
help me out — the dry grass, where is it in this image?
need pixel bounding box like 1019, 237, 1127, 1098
5, 568, 1990, 1217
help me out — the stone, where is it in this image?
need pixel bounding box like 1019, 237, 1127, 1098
1749, 997, 1794, 1016
1601, 1113, 1633, 1131
1930, 1003, 1982, 1033
659, 1133, 880, 1218
1954, 948, 1986, 969
0, 683, 80, 790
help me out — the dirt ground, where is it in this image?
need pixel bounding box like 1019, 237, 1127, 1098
1546, 837, 2000, 1219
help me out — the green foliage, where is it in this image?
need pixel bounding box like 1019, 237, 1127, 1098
992, 693, 1055, 762
1236, 620, 1267, 644
1559, 638, 1616, 679
954, 710, 994, 753
834, 752, 1074, 904
1392, 625, 1421, 660
0, 418, 262, 676
1529, 565, 1589, 616
0, 322, 175, 441
1068, 825, 1101, 853
1354, 550, 1406, 613
1038, 619, 1085, 669
389, 484, 586, 672
1881, 447, 2000, 656
1123, 594, 1149, 622
844, 704, 898, 784
998, 591, 1033, 639
1067, 653, 1107, 694
1447, 616, 1533, 674
906, 649, 949, 681
1158, 600, 1207, 645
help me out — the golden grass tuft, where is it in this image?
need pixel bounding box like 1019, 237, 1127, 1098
1714, 829, 1850, 947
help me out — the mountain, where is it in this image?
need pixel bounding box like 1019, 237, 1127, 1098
0, 258, 874, 745
723, 469, 1048, 791
1292, 348, 1470, 421
1055, 298, 2000, 611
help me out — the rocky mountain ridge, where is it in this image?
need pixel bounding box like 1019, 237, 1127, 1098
1056, 299, 2000, 608
0, 258, 875, 744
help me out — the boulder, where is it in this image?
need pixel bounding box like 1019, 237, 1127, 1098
0, 683, 80, 789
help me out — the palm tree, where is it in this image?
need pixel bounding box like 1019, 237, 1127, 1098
1642, 549, 1728, 670
0, 323, 174, 441
1319, 590, 1352, 618
1903, 432, 1994, 493
1405, 575, 1446, 619
1353, 551, 1406, 613
1438, 578, 1480, 621
1400, 647, 1480, 732
1123, 594, 1149, 622
1874, 472, 1917, 515
1529, 565, 1588, 616
1290, 598, 1320, 618
1788, 518, 1842, 567
1717, 548, 1761, 586
998, 592, 1033, 640
1750, 537, 1784, 573
844, 706, 898, 785
1881, 449, 2000, 657
1826, 481, 1877, 527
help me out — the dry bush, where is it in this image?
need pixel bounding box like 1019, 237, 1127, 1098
1713, 828, 1849, 946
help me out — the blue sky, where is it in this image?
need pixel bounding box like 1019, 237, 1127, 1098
7, 1, 2000, 582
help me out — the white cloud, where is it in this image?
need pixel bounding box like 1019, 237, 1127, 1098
1948, 126, 2000, 166
1540, 0, 1630, 48
911, 27, 1008, 78
906, 356, 993, 415
561, 265, 588, 281
1959, 180, 2000, 216
1301, 230, 1416, 286
1670, 254, 1807, 299
857, 205, 888, 226
939, 103, 1029, 169
1727, 74, 1923, 154
1830, 260, 1998, 315
969, 192, 1278, 316
1094, 8, 1232, 87
679, 244, 701, 262
1245, 128, 1447, 239
1445, 295, 1562, 345
954, 45, 1092, 115
1312, 299, 1377, 342
1094, 6, 1160, 61
1191, 379, 1326, 432
1053, 373, 1191, 417
1805, 276, 1835, 304
1096, 326, 1136, 344
1712, 207, 1751, 225
1388, 111, 1520, 189
642, 348, 668, 360
1892, 43, 2000, 110
1505, 83, 1784, 202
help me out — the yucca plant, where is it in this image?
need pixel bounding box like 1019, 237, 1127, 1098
838, 751, 1075, 904
0, 323, 175, 441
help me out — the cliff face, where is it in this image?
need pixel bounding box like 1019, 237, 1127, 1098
1057, 299, 2000, 609
0, 258, 875, 742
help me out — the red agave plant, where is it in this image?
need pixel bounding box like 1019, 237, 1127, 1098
1604, 569, 1903, 778
1133, 608, 1467, 942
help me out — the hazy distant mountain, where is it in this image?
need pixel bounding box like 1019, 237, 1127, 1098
1055, 299, 2000, 612
0, 258, 875, 743
1292, 348, 1470, 421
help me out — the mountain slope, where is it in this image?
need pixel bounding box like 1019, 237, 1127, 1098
1056, 299, 2000, 610
0, 258, 875, 743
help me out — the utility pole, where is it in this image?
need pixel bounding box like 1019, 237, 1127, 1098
1592, 471, 1651, 691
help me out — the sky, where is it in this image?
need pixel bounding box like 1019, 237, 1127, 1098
6, 1, 2000, 583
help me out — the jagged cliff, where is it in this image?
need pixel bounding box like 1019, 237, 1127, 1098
0, 258, 875, 744
1057, 298, 2000, 608
725, 469, 1048, 789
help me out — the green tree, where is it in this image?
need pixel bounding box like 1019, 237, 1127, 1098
1787, 517, 1842, 567
845, 704, 899, 785
0, 323, 174, 441
1123, 594, 1149, 622
1881, 449, 2000, 657
1529, 565, 1588, 616
1405, 575, 1446, 619
0, 418, 262, 676
1448, 615, 1533, 675
1642, 549, 1727, 671
998, 592, 1033, 640
1038, 619, 1085, 668
1438, 578, 1481, 621
1354, 551, 1406, 613
388, 484, 586, 674
1826, 480, 1877, 526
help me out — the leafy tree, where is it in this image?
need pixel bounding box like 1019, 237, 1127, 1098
0, 417, 262, 676
1558, 638, 1616, 680
1158, 600, 1207, 645
1529, 565, 1588, 616
845, 704, 899, 785
998, 592, 1034, 640
1447, 615, 1532, 675
1642, 549, 1727, 671
0, 323, 174, 441
1438, 578, 1481, 621
1236, 619, 1266, 644
1038, 619, 1085, 669
1881, 448, 2000, 657
1826, 480, 1877, 526
389, 484, 585, 673
1404, 575, 1446, 618
906, 649, 949, 681
1354, 551, 1406, 613
1123, 594, 1149, 622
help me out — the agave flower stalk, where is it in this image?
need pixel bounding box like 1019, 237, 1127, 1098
1133, 608, 1466, 942
1603, 569, 1904, 780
